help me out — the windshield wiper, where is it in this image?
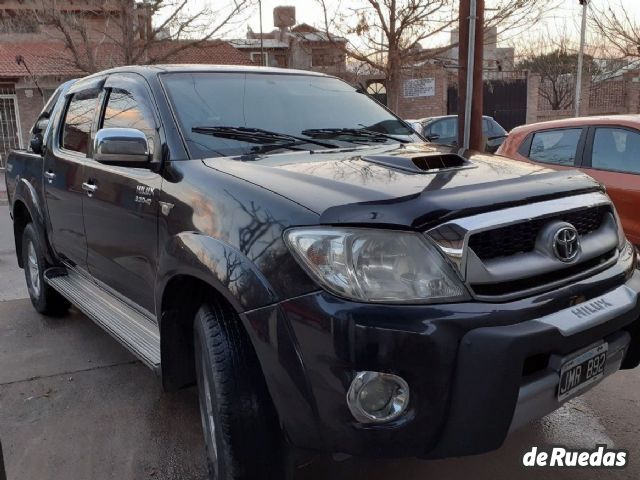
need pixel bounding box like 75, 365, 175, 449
191, 126, 339, 153
301, 127, 410, 144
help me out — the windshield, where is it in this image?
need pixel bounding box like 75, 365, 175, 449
160, 72, 415, 158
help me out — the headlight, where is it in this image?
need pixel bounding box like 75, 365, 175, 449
284, 227, 469, 303
620, 240, 637, 277
613, 209, 627, 250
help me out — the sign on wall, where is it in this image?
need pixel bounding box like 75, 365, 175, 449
403, 78, 435, 98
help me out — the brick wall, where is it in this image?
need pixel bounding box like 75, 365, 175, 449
527, 72, 640, 124
14, 76, 71, 147
397, 65, 448, 119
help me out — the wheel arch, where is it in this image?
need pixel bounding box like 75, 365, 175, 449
156, 233, 324, 448
11, 179, 53, 268
156, 232, 279, 391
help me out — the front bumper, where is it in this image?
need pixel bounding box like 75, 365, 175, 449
243, 263, 640, 459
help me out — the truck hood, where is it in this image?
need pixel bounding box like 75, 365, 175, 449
202, 143, 603, 230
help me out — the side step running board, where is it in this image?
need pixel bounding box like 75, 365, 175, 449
44, 267, 161, 371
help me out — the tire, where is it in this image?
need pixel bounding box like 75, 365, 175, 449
22, 223, 70, 316
193, 302, 288, 480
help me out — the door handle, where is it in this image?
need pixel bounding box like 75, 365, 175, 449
82, 181, 98, 197
44, 170, 56, 183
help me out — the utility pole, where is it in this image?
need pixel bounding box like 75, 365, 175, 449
259, 0, 265, 66
575, 0, 588, 117
458, 0, 484, 151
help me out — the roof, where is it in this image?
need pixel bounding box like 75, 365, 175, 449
290, 30, 346, 43
0, 42, 82, 76
512, 114, 640, 134
0, 40, 254, 78
90, 64, 330, 79
415, 115, 494, 123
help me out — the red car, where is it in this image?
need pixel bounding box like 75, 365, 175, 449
498, 115, 640, 245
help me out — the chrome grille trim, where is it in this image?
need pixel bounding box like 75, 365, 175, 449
426, 192, 619, 300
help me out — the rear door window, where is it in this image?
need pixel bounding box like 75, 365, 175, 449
62, 90, 100, 154
591, 127, 640, 174
428, 118, 457, 139
489, 119, 507, 138
482, 118, 491, 136
528, 128, 582, 166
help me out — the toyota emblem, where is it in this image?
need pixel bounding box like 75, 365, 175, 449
553, 225, 580, 262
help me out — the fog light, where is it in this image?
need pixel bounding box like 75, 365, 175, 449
346, 371, 409, 423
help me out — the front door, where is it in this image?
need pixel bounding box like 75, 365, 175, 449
44, 87, 101, 269
581, 126, 640, 245
82, 73, 162, 315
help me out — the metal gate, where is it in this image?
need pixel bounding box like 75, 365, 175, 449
447, 73, 528, 132
0, 92, 22, 170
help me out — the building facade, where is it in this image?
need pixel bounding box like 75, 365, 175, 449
229, 6, 347, 76
0, 0, 253, 166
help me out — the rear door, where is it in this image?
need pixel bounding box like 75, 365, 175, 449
581, 126, 640, 245
516, 127, 587, 171
81, 73, 162, 315
44, 83, 102, 270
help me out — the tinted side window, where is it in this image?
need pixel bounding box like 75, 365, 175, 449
102, 88, 156, 154
482, 118, 491, 135
591, 127, 640, 174
430, 118, 457, 138
62, 90, 100, 154
490, 119, 507, 137
528, 128, 582, 166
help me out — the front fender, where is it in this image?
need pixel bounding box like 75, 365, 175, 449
156, 232, 279, 315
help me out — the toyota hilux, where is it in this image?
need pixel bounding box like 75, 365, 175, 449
5, 66, 640, 479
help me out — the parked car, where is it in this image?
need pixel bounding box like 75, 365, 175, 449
5, 66, 640, 480
408, 114, 508, 152
497, 115, 640, 245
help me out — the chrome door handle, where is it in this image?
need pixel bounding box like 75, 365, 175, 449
82, 182, 98, 197
44, 171, 56, 183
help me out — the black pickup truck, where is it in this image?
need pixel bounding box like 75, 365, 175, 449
5, 65, 640, 479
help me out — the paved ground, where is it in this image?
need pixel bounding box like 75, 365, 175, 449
0, 204, 639, 479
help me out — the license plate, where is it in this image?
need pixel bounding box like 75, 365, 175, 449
557, 343, 608, 401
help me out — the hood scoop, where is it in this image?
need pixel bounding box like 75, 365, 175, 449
362, 152, 468, 174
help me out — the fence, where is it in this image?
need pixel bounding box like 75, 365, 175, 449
0, 87, 22, 170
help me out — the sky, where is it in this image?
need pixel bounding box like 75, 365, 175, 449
202, 0, 640, 54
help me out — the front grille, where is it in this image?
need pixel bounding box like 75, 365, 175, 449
471, 249, 616, 297
468, 206, 608, 261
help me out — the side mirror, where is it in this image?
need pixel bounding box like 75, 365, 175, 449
29, 114, 50, 155
427, 134, 440, 142
33, 116, 49, 134
30, 135, 44, 154
94, 128, 150, 166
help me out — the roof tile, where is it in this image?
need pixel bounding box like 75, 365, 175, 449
0, 40, 254, 77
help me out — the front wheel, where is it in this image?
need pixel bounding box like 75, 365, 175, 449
22, 223, 69, 316
193, 302, 288, 480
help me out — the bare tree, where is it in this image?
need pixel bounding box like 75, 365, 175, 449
316, 0, 555, 113
590, 1, 640, 61
35, 0, 255, 73
517, 34, 599, 110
